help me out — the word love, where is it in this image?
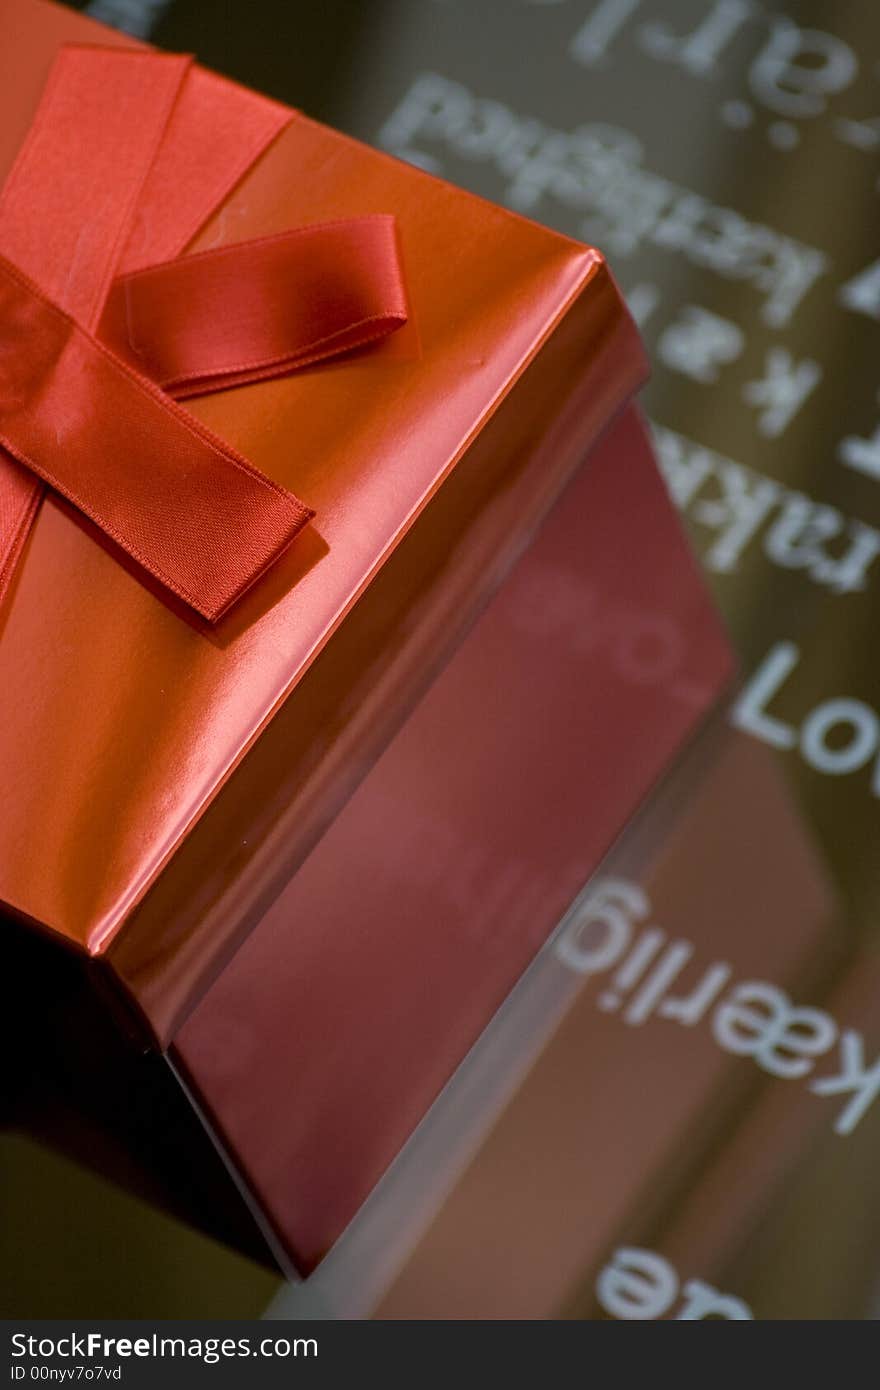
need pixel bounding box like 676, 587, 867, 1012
733, 642, 880, 794
555, 878, 880, 1135
596, 1245, 753, 1320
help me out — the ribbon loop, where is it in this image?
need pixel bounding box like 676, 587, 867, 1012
100, 217, 408, 398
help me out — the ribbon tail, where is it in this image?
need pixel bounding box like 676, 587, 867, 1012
0, 256, 312, 624
0, 457, 42, 611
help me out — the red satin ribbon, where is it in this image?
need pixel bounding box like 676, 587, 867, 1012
0, 46, 407, 622
100, 218, 407, 397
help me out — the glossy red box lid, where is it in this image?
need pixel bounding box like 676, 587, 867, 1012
0, 0, 643, 993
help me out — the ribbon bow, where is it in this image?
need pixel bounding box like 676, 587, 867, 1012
0, 46, 407, 622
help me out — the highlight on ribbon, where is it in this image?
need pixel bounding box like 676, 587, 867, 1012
0, 45, 408, 623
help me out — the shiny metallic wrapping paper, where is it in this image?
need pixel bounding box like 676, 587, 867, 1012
6, 0, 880, 1319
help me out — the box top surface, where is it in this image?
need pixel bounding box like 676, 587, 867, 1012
0, 0, 626, 953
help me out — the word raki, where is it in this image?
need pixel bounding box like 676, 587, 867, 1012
654, 424, 880, 595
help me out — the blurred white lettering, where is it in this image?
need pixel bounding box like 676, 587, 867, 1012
555, 878, 880, 1133
597, 1246, 753, 1319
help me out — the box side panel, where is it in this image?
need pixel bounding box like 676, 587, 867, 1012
171, 404, 733, 1275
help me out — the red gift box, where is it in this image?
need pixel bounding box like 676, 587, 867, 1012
2, 0, 733, 1278
2, 0, 643, 1036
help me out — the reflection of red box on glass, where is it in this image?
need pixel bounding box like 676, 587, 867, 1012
369, 730, 838, 1320
3, 2, 732, 1277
